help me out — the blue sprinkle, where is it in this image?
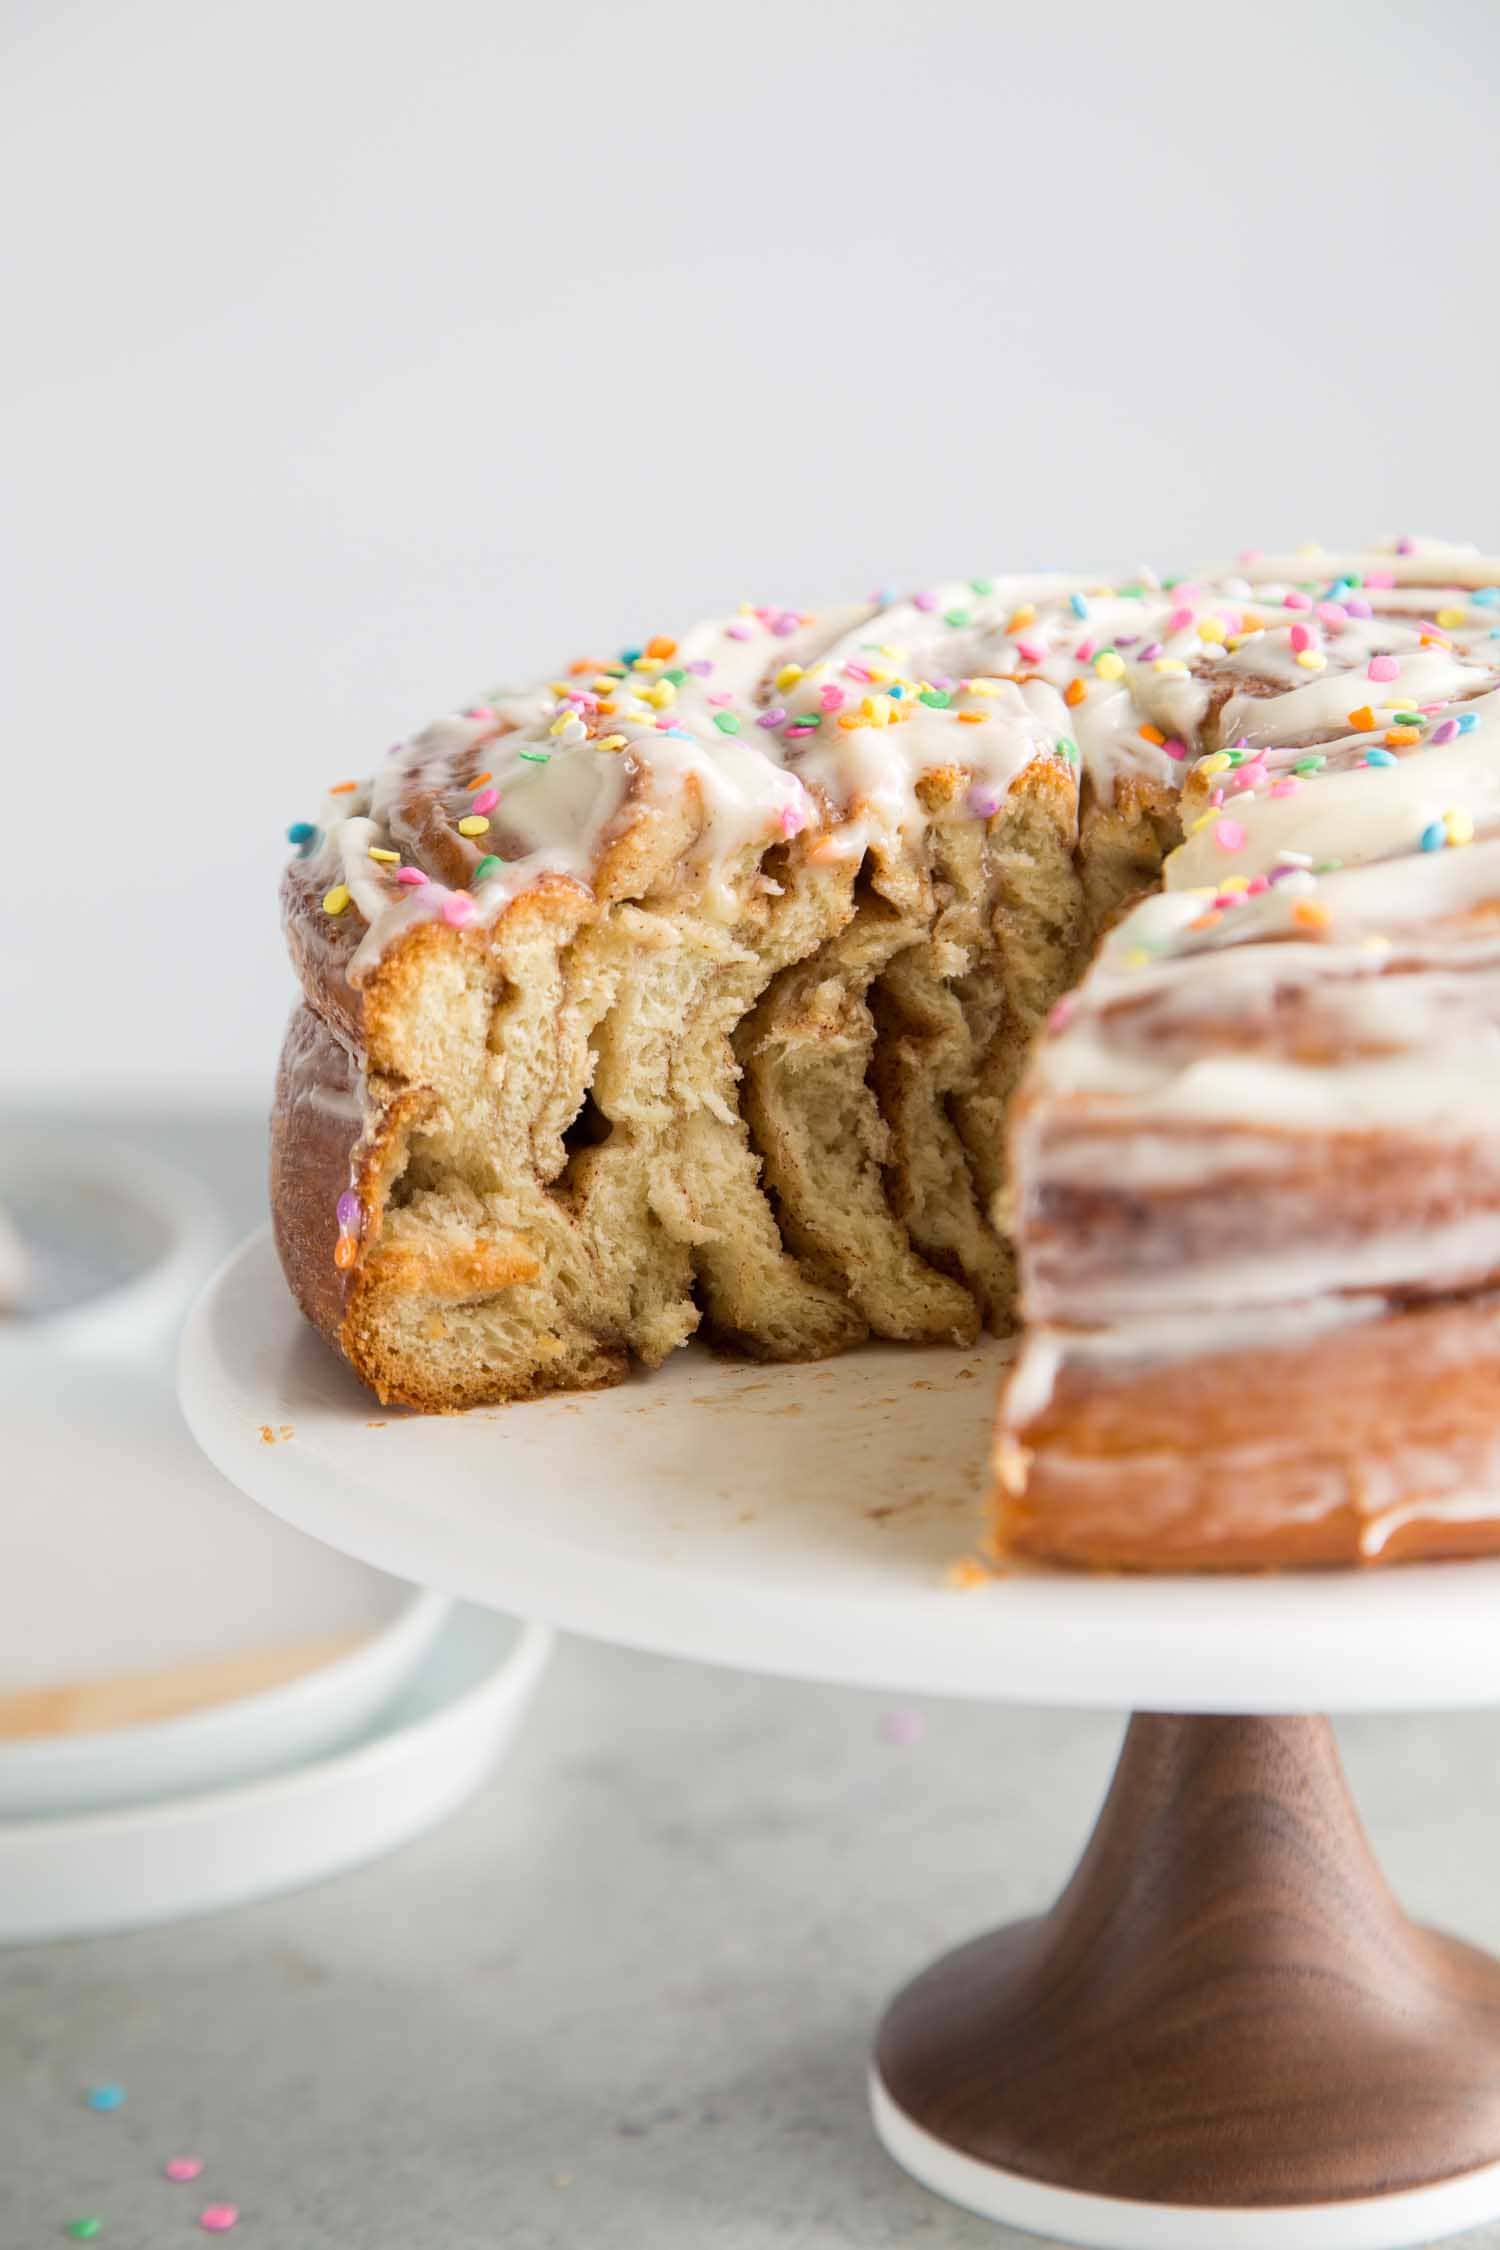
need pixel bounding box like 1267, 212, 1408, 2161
1472, 588, 1500, 607
1459, 712, 1480, 733
886, 683, 904, 697
665, 727, 694, 741
85, 2085, 125, 2113
620, 646, 642, 665
1420, 821, 1447, 852
1364, 748, 1398, 767
1069, 592, 1088, 618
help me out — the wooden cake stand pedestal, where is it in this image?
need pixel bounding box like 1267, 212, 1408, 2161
182, 1233, 1500, 2250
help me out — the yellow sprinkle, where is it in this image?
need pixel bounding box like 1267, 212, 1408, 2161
549, 713, 576, 736
1445, 808, 1476, 846
642, 680, 676, 709
595, 734, 628, 752
1296, 649, 1327, 670
965, 678, 1003, 697
367, 846, 399, 864
592, 676, 619, 694
1220, 875, 1250, 893
1197, 751, 1232, 777
1437, 606, 1468, 629
322, 884, 351, 916
1154, 657, 1188, 676
1121, 947, 1151, 968
457, 815, 490, 837
1196, 617, 1227, 644
860, 695, 890, 727
775, 665, 803, 692
1189, 811, 1217, 834
1006, 604, 1036, 632
631, 654, 662, 674
548, 681, 571, 698
1093, 650, 1126, 680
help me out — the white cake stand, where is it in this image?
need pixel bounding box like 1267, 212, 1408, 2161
180, 1232, 1500, 2250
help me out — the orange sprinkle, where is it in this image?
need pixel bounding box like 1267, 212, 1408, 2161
1187, 910, 1223, 931
466, 771, 493, 791
568, 658, 596, 676
328, 781, 358, 795
1347, 706, 1375, 732
1292, 899, 1332, 932
1138, 723, 1165, 746
333, 1234, 358, 1271
1064, 678, 1087, 708
946, 1556, 990, 1592
1384, 726, 1421, 748
645, 634, 677, 659
957, 709, 985, 724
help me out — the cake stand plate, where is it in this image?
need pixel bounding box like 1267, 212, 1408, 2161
180, 1233, 1500, 2250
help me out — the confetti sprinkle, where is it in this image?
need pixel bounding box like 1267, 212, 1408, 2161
472, 855, 503, 884
286, 821, 318, 849
1368, 654, 1401, 682
442, 893, 476, 928
712, 712, 741, 734
165, 2159, 205, 2184
1213, 819, 1246, 852
457, 815, 489, 837
65, 2222, 102, 2241
85, 2087, 125, 2113
199, 2208, 239, 2235
322, 885, 351, 917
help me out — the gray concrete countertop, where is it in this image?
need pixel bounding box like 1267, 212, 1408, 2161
7, 1115, 1500, 2248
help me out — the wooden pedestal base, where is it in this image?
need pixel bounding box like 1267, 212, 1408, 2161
873, 1715, 1500, 2248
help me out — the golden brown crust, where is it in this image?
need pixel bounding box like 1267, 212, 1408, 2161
994, 1291, 1500, 1570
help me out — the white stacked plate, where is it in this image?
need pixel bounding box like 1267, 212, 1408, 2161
0, 1134, 550, 1941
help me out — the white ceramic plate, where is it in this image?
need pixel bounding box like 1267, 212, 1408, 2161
0, 1604, 551, 1942
0, 1130, 222, 1356
0, 1352, 449, 1816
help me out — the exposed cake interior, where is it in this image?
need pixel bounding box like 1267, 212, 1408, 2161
273, 541, 1500, 1567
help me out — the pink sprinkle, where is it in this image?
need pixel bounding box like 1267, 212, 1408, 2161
1138, 640, 1164, 662
756, 706, 787, 730
779, 803, 807, 837
912, 590, 938, 612
1162, 738, 1189, 761
1430, 718, 1460, 744
1239, 547, 1264, 563
1396, 536, 1416, 555
843, 661, 873, 682
1288, 623, 1312, 653
879, 1708, 925, 1747
818, 684, 845, 713
1074, 638, 1095, 663
706, 691, 733, 707
686, 659, 714, 677
1213, 818, 1246, 852
1167, 607, 1194, 633
1366, 569, 1396, 589
469, 786, 499, 815
1283, 590, 1312, 610
1047, 994, 1077, 1033
1247, 873, 1270, 895
199, 2210, 239, 2235
396, 867, 429, 887
725, 621, 754, 641
165, 2158, 204, 2183
1229, 760, 1268, 792
463, 704, 496, 722
1015, 639, 1044, 664
1368, 654, 1401, 682
441, 893, 475, 927
1270, 778, 1299, 798
1316, 602, 1347, 627
1346, 596, 1373, 618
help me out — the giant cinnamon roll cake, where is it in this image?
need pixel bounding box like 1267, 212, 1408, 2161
273, 538, 1500, 1569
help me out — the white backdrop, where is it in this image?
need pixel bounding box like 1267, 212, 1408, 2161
6, 0, 1499, 1104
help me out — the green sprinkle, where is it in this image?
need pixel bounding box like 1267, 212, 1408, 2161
1225, 748, 1245, 766
1315, 858, 1343, 873
1058, 737, 1079, 764
1392, 711, 1422, 727
1292, 755, 1326, 775
662, 667, 687, 686
66, 2224, 102, 2242
918, 688, 952, 710
518, 750, 550, 763
472, 854, 503, 884
712, 711, 741, 734
942, 608, 970, 628
969, 577, 995, 596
